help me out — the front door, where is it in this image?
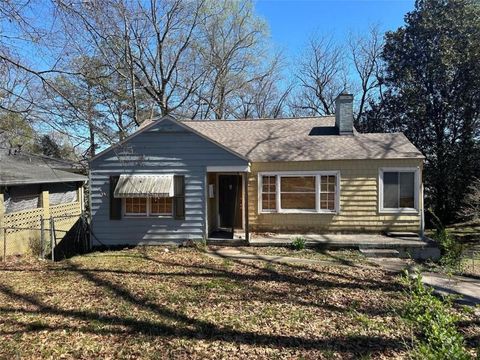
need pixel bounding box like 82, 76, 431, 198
218, 175, 241, 229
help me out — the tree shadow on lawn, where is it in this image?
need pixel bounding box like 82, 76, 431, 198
0, 251, 407, 356
191, 249, 403, 293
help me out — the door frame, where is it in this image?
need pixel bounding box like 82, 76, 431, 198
215, 173, 245, 232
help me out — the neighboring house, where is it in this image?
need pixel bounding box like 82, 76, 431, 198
0, 151, 87, 256
89, 93, 425, 246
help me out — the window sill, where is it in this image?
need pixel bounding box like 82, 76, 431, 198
123, 215, 173, 219
260, 210, 338, 215
379, 208, 419, 215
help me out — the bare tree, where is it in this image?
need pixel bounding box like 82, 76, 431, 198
235, 54, 292, 119
291, 35, 347, 116
348, 25, 384, 124
459, 178, 480, 222
55, 0, 208, 119
192, 0, 274, 119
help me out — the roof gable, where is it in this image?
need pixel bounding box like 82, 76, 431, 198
90, 116, 248, 164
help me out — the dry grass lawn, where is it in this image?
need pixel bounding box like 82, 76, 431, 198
0, 247, 478, 359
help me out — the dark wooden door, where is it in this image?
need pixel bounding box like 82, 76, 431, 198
218, 175, 240, 229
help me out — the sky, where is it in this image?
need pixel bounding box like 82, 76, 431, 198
255, 0, 415, 59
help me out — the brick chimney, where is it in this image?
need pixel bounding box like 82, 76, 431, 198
335, 92, 354, 135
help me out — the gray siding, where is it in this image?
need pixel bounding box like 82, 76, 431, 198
90, 118, 248, 246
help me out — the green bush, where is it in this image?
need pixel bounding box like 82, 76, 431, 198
193, 238, 207, 251
401, 271, 471, 360
434, 228, 464, 270
291, 236, 306, 251
429, 209, 464, 270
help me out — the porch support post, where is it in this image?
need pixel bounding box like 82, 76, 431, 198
244, 172, 249, 243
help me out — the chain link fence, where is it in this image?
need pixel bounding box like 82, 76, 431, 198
1, 211, 89, 262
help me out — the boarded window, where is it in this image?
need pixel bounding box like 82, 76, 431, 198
280, 176, 316, 210
259, 173, 339, 213
383, 171, 415, 209
48, 183, 78, 205
3, 185, 40, 214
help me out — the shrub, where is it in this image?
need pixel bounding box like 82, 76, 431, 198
401, 271, 471, 360
193, 238, 207, 251
28, 236, 43, 258
434, 228, 464, 270
429, 209, 464, 270
291, 236, 306, 251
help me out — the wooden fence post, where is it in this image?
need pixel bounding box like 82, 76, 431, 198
3, 228, 6, 262
40, 215, 45, 259
50, 217, 55, 262
41, 190, 50, 221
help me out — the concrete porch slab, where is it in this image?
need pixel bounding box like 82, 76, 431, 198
248, 233, 440, 260
249, 233, 432, 248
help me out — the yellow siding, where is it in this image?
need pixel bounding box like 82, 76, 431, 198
248, 159, 423, 233
1, 188, 83, 257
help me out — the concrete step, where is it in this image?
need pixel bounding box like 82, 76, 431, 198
386, 232, 419, 238
360, 248, 400, 258
207, 239, 248, 246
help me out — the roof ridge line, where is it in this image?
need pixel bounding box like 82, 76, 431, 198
178, 115, 335, 123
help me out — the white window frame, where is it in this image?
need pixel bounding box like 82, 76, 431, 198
378, 167, 420, 214
123, 197, 174, 218
258, 171, 341, 214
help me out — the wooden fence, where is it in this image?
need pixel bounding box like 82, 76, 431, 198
0, 187, 84, 259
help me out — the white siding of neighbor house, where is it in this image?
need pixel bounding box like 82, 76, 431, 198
89, 118, 248, 246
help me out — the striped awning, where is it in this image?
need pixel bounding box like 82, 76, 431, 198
114, 174, 174, 198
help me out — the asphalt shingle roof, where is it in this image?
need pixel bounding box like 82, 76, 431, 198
175, 116, 424, 162
0, 151, 87, 186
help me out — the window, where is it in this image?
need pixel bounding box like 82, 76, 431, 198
4, 185, 41, 214
48, 183, 78, 205
261, 175, 276, 211
151, 197, 173, 215
124, 197, 173, 217
320, 175, 336, 211
259, 172, 339, 213
380, 168, 418, 212
281, 176, 316, 210
125, 198, 147, 215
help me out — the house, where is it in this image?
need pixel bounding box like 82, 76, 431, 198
89, 93, 424, 246
0, 150, 87, 256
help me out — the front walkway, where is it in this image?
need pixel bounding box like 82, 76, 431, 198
420, 272, 480, 305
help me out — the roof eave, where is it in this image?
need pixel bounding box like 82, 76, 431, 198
0, 177, 87, 186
